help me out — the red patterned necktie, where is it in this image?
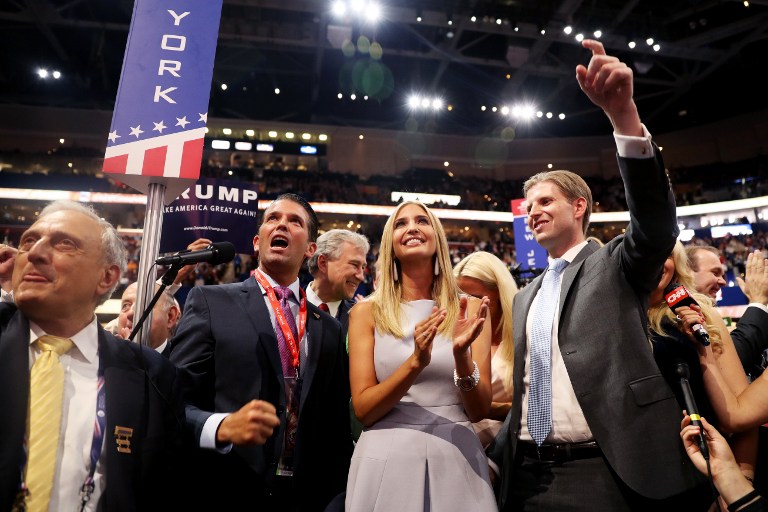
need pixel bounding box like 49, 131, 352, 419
319, 302, 330, 313
274, 286, 299, 378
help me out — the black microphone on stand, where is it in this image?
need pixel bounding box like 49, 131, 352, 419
675, 361, 709, 461
130, 242, 236, 341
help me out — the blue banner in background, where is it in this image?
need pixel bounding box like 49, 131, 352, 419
160, 178, 260, 255
511, 198, 548, 275
103, 0, 223, 201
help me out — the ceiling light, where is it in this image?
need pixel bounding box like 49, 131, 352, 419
285, 132, 295, 139
319, 134, 328, 141
331, 1, 346, 18
421, 98, 430, 108
646, 37, 654, 46
628, 41, 636, 49
558, 113, 566, 120
564, 26, 573, 35
470, 16, 477, 22
536, 111, 543, 118
575, 33, 584, 42
653, 43, 661, 51
301, 133, 311, 140
245, 129, 255, 137
500, 105, 510, 115
364, 2, 380, 23
431, 98, 443, 110
350, 93, 357, 100
540, 28, 546, 35
408, 95, 420, 109
268, 130, 278, 137
37, 68, 48, 79
337, 92, 343, 99
496, 18, 502, 25
59, 138, 65, 144
481, 105, 486, 111
491, 106, 497, 112
358, 134, 364, 140
52, 71, 61, 79
222, 128, 232, 135
444, 161, 450, 167
235, 142, 253, 151
274, 88, 280, 94
546, 112, 553, 119
221, 83, 228, 90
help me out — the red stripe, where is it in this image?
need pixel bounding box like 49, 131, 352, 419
179, 138, 203, 179
142, 146, 167, 176
103, 154, 128, 174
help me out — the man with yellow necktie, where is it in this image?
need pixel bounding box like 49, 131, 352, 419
0, 200, 211, 511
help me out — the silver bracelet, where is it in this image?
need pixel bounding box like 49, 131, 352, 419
453, 361, 480, 392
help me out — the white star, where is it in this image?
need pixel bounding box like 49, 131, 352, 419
108, 130, 121, 143
198, 112, 208, 123
153, 120, 167, 133
176, 116, 190, 128
129, 125, 144, 138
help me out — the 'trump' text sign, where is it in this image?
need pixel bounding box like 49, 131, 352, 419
103, 0, 223, 202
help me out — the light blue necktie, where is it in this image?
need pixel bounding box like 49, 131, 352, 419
528, 258, 568, 446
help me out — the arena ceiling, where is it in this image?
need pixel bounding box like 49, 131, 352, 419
2, 0, 768, 139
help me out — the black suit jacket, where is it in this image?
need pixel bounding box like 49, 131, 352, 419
730, 306, 768, 379
170, 276, 353, 511
488, 147, 704, 507
0, 304, 185, 511
337, 298, 354, 335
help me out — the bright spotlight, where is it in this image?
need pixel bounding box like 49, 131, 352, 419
274, 88, 280, 94
52, 70, 61, 79
653, 44, 661, 51
350, 93, 357, 100
246, 129, 255, 137
331, 1, 346, 17
222, 128, 232, 135
431, 98, 443, 110
500, 105, 510, 116
408, 95, 421, 109
646, 37, 654, 46
337, 92, 343, 99
563, 26, 573, 35
319, 134, 328, 141
221, 83, 228, 90
268, 130, 278, 137
285, 132, 295, 139
558, 113, 566, 120
546, 112, 553, 119
536, 111, 544, 118
575, 33, 584, 42
365, 2, 381, 22
421, 98, 430, 109
37, 68, 48, 79
593, 30, 602, 38
628, 41, 636, 49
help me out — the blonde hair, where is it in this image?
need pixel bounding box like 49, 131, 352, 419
648, 241, 723, 351
454, 251, 517, 392
370, 201, 461, 338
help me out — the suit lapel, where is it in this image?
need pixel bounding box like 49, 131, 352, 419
300, 306, 323, 405
236, 277, 282, 386
557, 241, 598, 318
101, 329, 146, 484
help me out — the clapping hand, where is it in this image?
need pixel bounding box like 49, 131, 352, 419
453, 295, 489, 356
413, 306, 446, 368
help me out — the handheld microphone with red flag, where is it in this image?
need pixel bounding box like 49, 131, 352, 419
663, 282, 710, 347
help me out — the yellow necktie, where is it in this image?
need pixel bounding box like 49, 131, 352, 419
25, 335, 73, 512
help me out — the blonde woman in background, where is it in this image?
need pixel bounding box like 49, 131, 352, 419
454, 250, 517, 447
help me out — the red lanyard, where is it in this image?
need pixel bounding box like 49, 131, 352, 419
253, 270, 306, 369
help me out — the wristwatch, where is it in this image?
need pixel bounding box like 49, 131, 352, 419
453, 361, 480, 392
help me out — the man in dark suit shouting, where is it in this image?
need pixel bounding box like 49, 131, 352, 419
0, 200, 185, 511
489, 39, 706, 510
171, 193, 353, 511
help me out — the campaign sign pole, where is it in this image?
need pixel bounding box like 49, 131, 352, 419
511, 199, 548, 284
102, 0, 223, 346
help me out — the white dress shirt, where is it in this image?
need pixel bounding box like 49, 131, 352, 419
305, 281, 341, 319
28, 318, 105, 512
